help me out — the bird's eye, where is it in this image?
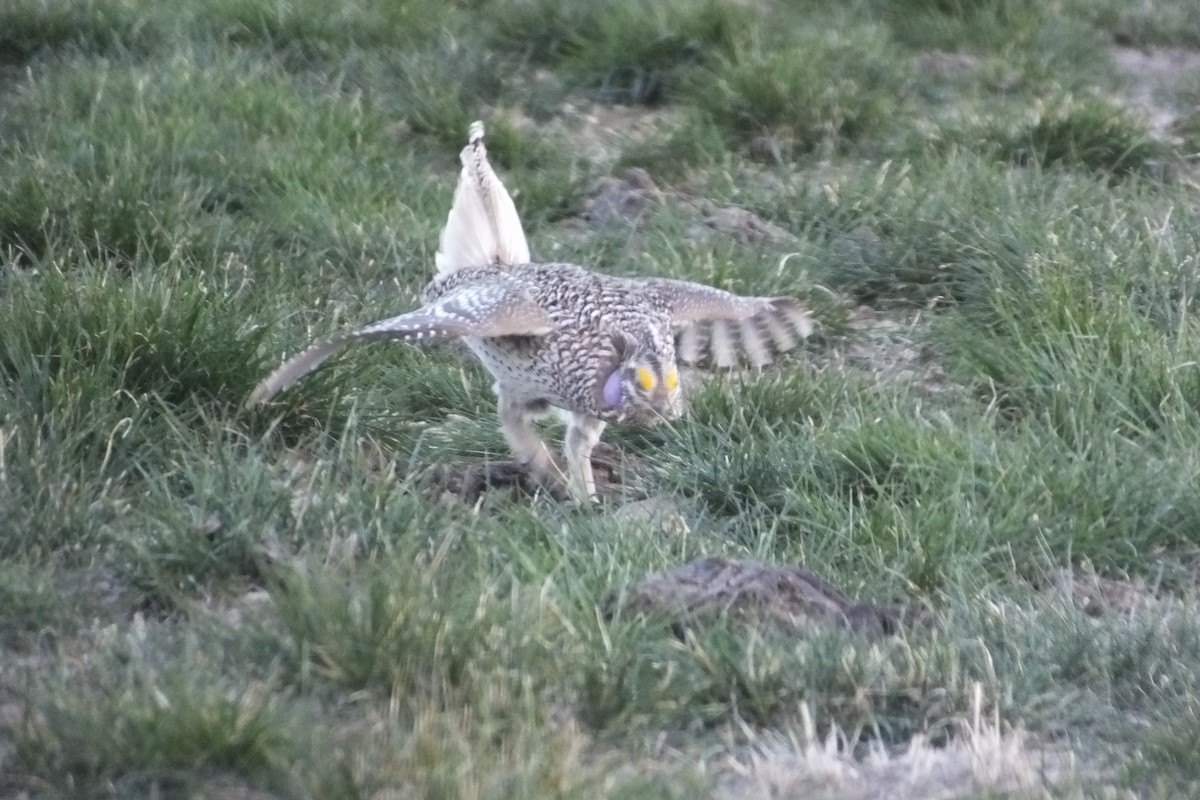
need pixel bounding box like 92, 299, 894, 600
636, 367, 656, 391
665, 369, 678, 391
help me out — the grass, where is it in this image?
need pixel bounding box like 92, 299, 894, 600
3, 0, 1200, 797
488, 0, 752, 104
687, 23, 912, 158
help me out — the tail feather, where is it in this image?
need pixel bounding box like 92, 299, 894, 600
434, 121, 530, 276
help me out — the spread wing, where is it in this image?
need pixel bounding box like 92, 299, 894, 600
434, 121, 530, 276
646, 279, 814, 369
248, 281, 555, 405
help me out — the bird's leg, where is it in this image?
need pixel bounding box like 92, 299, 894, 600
497, 393, 555, 477
563, 412, 607, 502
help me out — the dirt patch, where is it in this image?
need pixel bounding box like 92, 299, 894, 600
576, 163, 801, 252
1110, 46, 1200, 139
506, 100, 681, 166
514, 99, 809, 248
824, 306, 952, 396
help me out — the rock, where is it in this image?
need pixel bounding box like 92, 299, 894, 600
1039, 563, 1157, 618
829, 225, 886, 270
686, 206, 797, 246
583, 168, 663, 226
611, 495, 690, 536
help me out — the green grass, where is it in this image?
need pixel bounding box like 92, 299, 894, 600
687, 23, 913, 158
3, 0, 1200, 797
488, 0, 752, 104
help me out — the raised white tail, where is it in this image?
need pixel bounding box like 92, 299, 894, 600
434, 121, 531, 277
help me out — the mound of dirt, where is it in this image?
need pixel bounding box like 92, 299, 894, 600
583, 168, 664, 226
424, 442, 648, 504
686, 206, 797, 246
610, 556, 931, 638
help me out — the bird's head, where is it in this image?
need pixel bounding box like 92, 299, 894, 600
600, 331, 684, 425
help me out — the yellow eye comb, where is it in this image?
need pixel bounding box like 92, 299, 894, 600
665, 369, 678, 391
636, 367, 656, 391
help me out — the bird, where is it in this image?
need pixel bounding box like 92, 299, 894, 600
249, 121, 814, 500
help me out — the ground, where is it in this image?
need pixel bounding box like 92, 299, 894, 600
3, 0, 1200, 797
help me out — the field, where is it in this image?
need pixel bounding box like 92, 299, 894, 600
3, 0, 1200, 797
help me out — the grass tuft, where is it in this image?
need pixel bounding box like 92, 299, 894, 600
12, 651, 298, 796
0, 0, 159, 64
978, 95, 1172, 176
687, 25, 912, 158
266, 542, 554, 699
1076, 0, 1200, 48
490, 0, 753, 104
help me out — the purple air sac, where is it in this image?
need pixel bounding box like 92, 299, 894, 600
603, 370, 623, 407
